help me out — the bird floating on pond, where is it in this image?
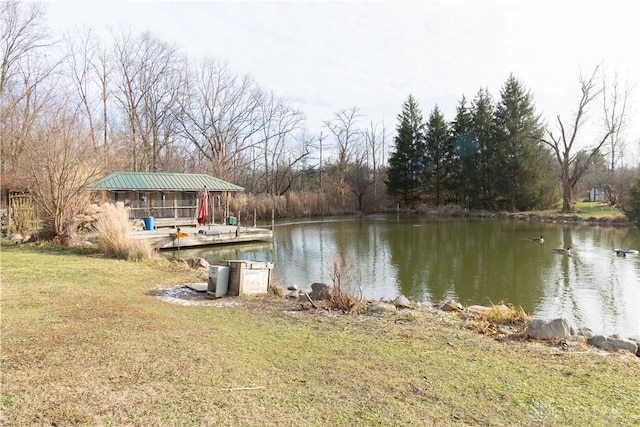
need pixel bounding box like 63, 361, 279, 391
614, 248, 638, 256
553, 246, 572, 254
529, 235, 544, 243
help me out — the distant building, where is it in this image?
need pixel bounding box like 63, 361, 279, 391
589, 186, 605, 202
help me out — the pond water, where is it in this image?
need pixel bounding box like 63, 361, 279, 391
165, 215, 640, 337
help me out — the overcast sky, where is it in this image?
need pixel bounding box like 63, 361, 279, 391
43, 0, 640, 161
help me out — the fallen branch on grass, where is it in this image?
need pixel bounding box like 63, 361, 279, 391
302, 292, 318, 309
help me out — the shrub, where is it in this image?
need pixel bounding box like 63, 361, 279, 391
325, 254, 365, 314
93, 203, 155, 261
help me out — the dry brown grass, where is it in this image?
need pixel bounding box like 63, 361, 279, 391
93, 202, 156, 260
465, 302, 532, 338
228, 191, 358, 222
484, 302, 532, 325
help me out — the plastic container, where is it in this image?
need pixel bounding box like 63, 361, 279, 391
144, 216, 154, 230
225, 260, 273, 296
207, 265, 229, 298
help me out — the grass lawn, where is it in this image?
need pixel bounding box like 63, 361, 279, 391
1, 244, 639, 426
523, 201, 627, 221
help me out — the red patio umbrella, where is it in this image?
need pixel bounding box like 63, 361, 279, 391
197, 187, 209, 226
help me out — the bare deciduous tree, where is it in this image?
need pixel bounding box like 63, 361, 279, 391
540, 67, 625, 211
0, 0, 52, 172
603, 72, 632, 172
254, 90, 304, 194
64, 27, 104, 149
364, 120, 386, 199
177, 59, 263, 181
112, 29, 185, 172
325, 106, 361, 206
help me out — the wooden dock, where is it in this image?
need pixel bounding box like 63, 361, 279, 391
131, 224, 273, 249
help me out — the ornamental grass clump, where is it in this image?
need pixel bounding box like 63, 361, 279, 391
93, 202, 155, 261
467, 302, 532, 338
484, 302, 531, 325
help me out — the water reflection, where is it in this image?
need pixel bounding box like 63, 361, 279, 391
164, 216, 640, 337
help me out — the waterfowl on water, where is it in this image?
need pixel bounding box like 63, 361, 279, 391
614, 249, 639, 255
553, 246, 572, 254
529, 236, 544, 243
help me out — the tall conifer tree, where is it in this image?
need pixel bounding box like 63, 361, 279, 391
450, 96, 476, 206
494, 74, 546, 210
471, 88, 497, 208
424, 106, 452, 206
386, 95, 426, 206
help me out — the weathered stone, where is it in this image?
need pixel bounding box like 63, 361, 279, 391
589, 335, 609, 348
629, 335, 640, 345
607, 337, 638, 355
286, 290, 299, 299
440, 300, 464, 312
526, 318, 574, 340
287, 284, 298, 291
395, 309, 415, 321
394, 295, 412, 309
194, 258, 209, 270
309, 282, 332, 301
8, 233, 23, 244
576, 327, 594, 338
368, 301, 396, 314
589, 335, 639, 355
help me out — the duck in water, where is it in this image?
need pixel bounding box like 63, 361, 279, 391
552, 246, 571, 255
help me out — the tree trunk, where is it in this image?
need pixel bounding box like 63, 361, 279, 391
562, 177, 573, 211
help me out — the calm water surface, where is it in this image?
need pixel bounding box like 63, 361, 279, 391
166, 216, 640, 337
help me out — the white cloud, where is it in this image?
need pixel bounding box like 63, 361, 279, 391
45, 0, 640, 160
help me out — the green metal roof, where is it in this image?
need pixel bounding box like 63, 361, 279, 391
90, 172, 244, 192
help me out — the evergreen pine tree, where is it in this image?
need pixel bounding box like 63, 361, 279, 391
424, 105, 452, 206
450, 95, 477, 206
494, 74, 546, 210
386, 95, 426, 207
471, 88, 498, 208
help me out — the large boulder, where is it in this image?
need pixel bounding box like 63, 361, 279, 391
440, 300, 464, 312
589, 335, 639, 356
194, 258, 210, 270
309, 282, 332, 301
368, 301, 397, 314
525, 318, 574, 340
394, 295, 412, 309
8, 233, 23, 244
576, 327, 595, 338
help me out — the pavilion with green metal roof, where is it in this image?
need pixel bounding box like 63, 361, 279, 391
90, 172, 244, 228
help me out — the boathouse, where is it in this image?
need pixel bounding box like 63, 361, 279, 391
90, 172, 244, 228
